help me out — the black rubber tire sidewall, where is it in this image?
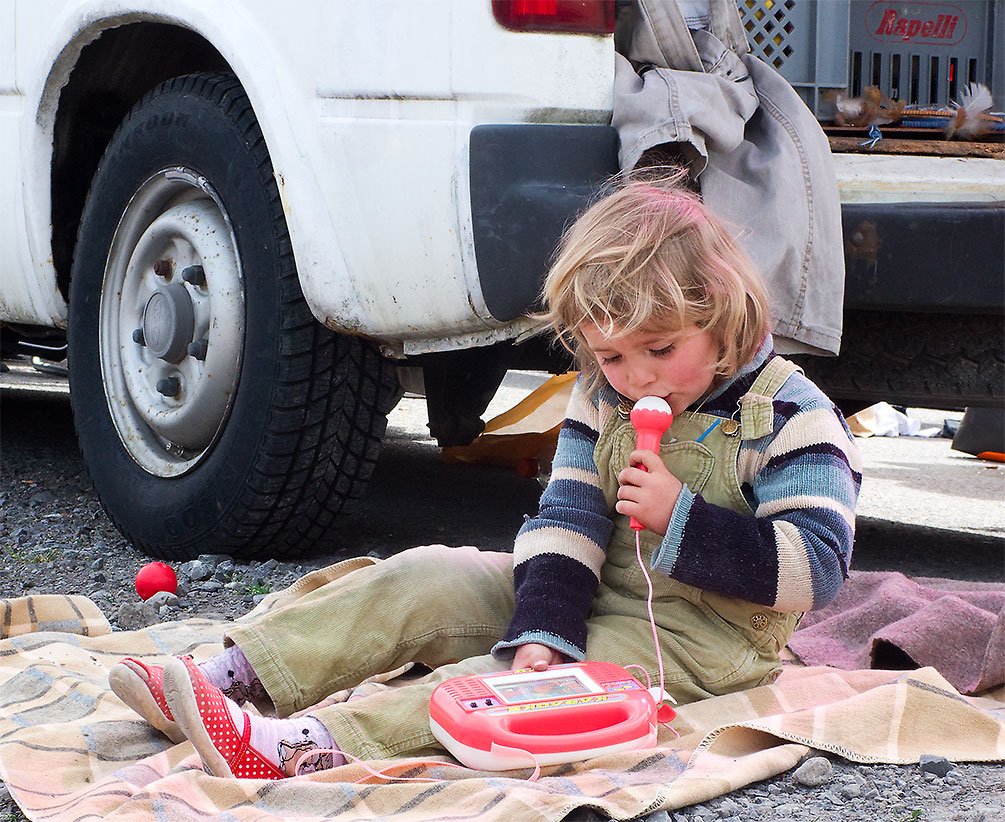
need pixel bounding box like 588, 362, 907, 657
793, 310, 1004, 410
68, 73, 396, 559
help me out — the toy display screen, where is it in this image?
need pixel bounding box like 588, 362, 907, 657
491, 674, 595, 704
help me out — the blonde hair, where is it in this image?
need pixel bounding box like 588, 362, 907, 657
541, 171, 771, 393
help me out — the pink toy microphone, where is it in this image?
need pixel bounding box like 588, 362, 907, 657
628, 396, 674, 531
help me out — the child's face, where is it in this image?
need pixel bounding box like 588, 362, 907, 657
581, 323, 720, 416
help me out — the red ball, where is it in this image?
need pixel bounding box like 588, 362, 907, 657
135, 562, 178, 600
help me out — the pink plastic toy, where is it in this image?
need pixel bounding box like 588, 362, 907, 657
628, 396, 674, 531
429, 661, 667, 770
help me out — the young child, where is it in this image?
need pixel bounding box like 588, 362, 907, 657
110, 175, 861, 779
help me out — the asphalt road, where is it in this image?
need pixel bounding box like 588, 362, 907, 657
1, 361, 1002, 581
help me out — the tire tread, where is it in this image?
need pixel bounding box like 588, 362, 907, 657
71, 71, 402, 560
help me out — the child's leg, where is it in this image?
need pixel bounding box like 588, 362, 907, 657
109, 646, 273, 742
197, 644, 267, 705
164, 651, 510, 777
112, 546, 512, 739
222, 545, 515, 716
163, 656, 337, 779
308, 653, 509, 762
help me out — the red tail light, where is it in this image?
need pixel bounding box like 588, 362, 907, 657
492, 0, 616, 34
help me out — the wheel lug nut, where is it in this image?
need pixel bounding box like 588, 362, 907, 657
182, 265, 206, 286
156, 377, 181, 397
153, 259, 173, 278
187, 339, 209, 360
132, 328, 146, 345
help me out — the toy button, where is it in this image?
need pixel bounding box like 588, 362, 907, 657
750, 613, 769, 631
720, 419, 739, 436
463, 698, 498, 710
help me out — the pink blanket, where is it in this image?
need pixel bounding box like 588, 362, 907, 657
788, 571, 1005, 695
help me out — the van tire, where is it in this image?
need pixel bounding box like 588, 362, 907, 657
793, 311, 1004, 410
67, 72, 401, 560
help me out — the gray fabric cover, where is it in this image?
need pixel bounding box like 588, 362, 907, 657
614, 0, 845, 356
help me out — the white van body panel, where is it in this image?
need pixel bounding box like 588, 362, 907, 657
1, 0, 614, 351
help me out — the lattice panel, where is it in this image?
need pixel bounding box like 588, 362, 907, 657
739, 0, 796, 69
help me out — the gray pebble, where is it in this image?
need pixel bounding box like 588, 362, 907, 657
201, 581, 224, 592
180, 560, 212, 581
145, 590, 180, 608
197, 553, 232, 567
30, 490, 56, 505
116, 601, 158, 631
214, 560, 235, 581
793, 756, 833, 787
919, 754, 954, 778
971, 805, 1005, 822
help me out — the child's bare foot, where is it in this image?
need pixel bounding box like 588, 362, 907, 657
163, 656, 340, 779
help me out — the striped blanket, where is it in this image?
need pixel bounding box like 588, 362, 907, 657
1, 590, 1003, 822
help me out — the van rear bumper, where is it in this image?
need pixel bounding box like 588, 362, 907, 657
470, 128, 1004, 320
469, 124, 619, 323
842, 201, 1005, 312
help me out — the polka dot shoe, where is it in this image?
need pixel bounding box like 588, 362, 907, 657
108, 657, 185, 744
163, 655, 286, 780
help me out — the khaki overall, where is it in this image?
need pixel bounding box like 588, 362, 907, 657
591, 355, 802, 703
226, 358, 801, 760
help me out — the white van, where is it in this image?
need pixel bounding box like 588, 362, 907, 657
0, 1, 619, 559
2, 0, 1001, 559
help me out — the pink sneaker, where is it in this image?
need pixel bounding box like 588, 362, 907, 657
108, 658, 185, 744
163, 655, 286, 780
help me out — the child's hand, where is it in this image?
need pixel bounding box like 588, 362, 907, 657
616, 449, 683, 535
512, 643, 564, 672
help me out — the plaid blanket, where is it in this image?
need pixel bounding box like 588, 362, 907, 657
1, 590, 1003, 822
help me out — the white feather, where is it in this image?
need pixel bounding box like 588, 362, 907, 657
950, 82, 994, 139
835, 91, 865, 119
959, 82, 993, 117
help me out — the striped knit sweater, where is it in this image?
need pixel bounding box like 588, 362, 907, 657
493, 337, 863, 662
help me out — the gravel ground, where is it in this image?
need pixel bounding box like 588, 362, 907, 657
1, 371, 1003, 822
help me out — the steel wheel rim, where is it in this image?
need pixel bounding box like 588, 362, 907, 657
98, 167, 246, 477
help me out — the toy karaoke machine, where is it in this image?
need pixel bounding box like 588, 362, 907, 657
429, 661, 675, 771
